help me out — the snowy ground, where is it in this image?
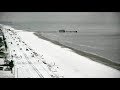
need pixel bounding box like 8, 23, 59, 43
2, 26, 61, 78
1, 24, 120, 78
17, 31, 120, 78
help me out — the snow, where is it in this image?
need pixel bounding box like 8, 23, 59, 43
1, 24, 120, 78
17, 30, 120, 78
2, 26, 61, 78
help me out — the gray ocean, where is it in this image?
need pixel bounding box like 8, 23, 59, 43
9, 22, 120, 64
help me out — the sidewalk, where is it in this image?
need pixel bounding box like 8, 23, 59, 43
0, 71, 14, 78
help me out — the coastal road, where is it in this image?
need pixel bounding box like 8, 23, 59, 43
1, 27, 61, 78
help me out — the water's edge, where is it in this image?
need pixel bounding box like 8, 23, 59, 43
34, 32, 120, 71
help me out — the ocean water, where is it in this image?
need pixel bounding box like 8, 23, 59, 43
10, 22, 120, 63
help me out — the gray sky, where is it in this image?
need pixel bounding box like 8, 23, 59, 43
0, 12, 120, 23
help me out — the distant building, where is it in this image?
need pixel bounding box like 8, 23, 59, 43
59, 30, 77, 33
74, 31, 77, 33
65, 30, 78, 33
59, 30, 65, 33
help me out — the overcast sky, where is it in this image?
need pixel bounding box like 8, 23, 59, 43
0, 12, 120, 23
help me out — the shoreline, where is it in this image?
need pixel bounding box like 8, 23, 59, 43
34, 32, 120, 71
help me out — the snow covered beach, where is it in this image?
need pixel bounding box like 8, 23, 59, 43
1, 24, 120, 78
